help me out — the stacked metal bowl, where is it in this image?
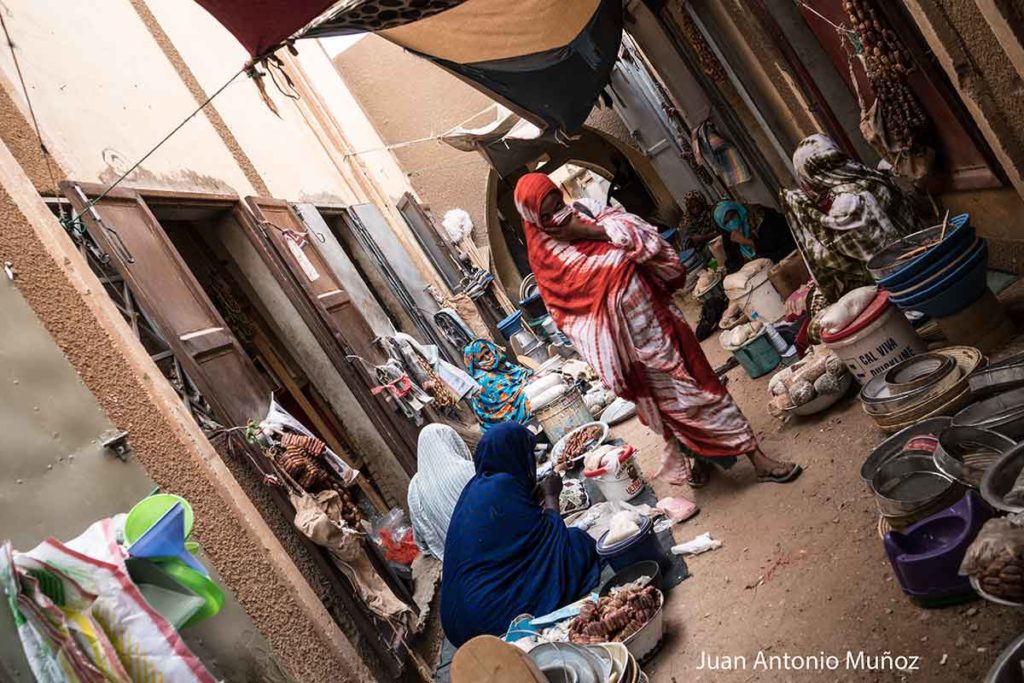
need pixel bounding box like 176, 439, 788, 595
867, 214, 989, 318
860, 346, 984, 433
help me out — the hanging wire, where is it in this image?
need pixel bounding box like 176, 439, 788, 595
0, 9, 66, 220
341, 103, 499, 158
79, 63, 250, 213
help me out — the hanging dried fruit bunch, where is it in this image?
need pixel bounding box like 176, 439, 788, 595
279, 432, 363, 527
675, 5, 726, 83
843, 0, 928, 151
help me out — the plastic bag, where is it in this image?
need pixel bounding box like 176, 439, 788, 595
818, 286, 877, 335
371, 508, 419, 565
671, 532, 722, 556
26, 520, 216, 682
605, 510, 642, 545
260, 397, 358, 486
960, 515, 1024, 602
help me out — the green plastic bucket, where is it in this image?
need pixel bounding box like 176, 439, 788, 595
732, 331, 781, 379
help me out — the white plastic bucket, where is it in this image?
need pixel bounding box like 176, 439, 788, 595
584, 450, 646, 502
727, 270, 787, 322
822, 293, 925, 385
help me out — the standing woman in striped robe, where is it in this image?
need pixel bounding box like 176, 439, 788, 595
513, 173, 801, 489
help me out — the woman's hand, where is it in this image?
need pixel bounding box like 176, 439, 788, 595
541, 215, 608, 243
536, 474, 563, 512
730, 231, 756, 249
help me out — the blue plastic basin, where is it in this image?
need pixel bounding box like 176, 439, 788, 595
886, 237, 980, 300
891, 240, 989, 317
869, 214, 971, 284
882, 227, 976, 295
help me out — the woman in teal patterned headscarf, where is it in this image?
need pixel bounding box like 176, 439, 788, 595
463, 339, 533, 431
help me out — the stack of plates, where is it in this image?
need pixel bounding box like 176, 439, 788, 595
529, 641, 647, 683
859, 346, 984, 433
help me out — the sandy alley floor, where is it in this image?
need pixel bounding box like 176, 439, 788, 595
611, 321, 1024, 682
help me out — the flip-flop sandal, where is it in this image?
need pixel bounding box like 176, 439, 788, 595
687, 460, 711, 488
757, 463, 803, 484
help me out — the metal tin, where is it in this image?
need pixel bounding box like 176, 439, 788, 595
981, 442, 1024, 514
968, 362, 1024, 399
860, 416, 951, 483
952, 386, 1024, 439
883, 353, 956, 392
933, 426, 1015, 487
871, 454, 956, 517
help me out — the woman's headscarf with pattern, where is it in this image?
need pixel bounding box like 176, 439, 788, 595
782, 134, 924, 302
463, 339, 533, 431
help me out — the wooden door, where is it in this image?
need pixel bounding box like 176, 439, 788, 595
243, 197, 381, 365
237, 198, 418, 473
62, 182, 268, 427
395, 193, 464, 291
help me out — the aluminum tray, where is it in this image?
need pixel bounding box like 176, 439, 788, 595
861, 416, 951, 483
981, 442, 1024, 514
968, 362, 1024, 399
883, 353, 956, 392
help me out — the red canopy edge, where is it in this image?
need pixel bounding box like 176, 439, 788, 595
194, 0, 337, 57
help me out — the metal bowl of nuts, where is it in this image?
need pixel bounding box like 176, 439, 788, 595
552, 421, 609, 471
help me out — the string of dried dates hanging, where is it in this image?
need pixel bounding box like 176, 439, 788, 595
843, 0, 930, 159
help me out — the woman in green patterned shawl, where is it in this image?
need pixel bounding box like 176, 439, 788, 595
782, 134, 926, 302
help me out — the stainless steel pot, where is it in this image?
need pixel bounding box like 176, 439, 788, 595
871, 453, 956, 517
860, 416, 951, 483
933, 426, 1015, 487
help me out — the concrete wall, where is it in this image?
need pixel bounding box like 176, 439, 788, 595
334, 35, 495, 243
0, 137, 370, 681
0, 277, 290, 683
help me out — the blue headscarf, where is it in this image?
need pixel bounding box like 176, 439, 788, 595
714, 200, 756, 259
439, 423, 600, 646
463, 339, 533, 431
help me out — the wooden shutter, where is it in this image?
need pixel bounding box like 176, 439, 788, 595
236, 198, 418, 472
292, 203, 396, 340
61, 183, 268, 427
243, 198, 382, 365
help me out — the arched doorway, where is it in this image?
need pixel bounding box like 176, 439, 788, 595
484, 125, 683, 300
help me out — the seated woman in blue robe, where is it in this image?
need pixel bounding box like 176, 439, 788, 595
440, 422, 600, 647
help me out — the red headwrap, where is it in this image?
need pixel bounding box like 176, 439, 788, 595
514, 173, 624, 326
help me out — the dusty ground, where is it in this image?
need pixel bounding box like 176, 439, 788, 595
612, 314, 1024, 682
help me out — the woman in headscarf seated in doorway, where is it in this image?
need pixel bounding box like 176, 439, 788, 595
679, 191, 718, 250
463, 339, 533, 432
713, 199, 796, 270
408, 424, 475, 561
782, 133, 925, 303
512, 173, 801, 489
440, 423, 600, 646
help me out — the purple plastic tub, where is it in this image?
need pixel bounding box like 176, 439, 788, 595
883, 491, 991, 603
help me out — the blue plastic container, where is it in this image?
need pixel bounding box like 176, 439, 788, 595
890, 240, 988, 317
732, 331, 781, 379
869, 214, 971, 284
496, 311, 524, 340
886, 237, 980, 300
596, 517, 671, 574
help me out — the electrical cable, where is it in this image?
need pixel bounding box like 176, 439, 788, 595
0, 10, 65, 219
